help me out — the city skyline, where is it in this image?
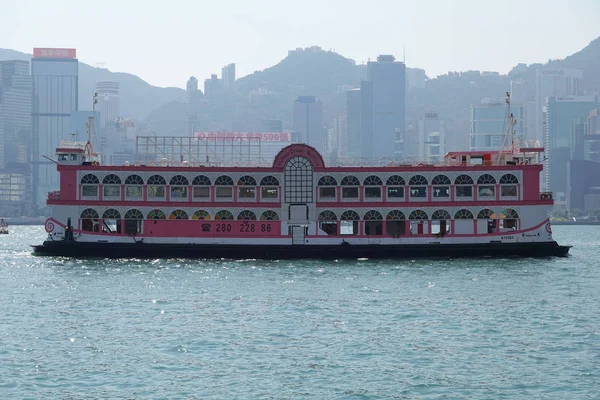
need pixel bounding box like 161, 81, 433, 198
1, 0, 599, 88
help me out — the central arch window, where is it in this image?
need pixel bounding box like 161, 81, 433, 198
147, 175, 166, 199
102, 208, 121, 233
317, 175, 337, 200
477, 174, 496, 198
386, 210, 406, 236
364, 175, 383, 200
431, 175, 450, 198
103, 174, 121, 198
124, 209, 143, 234
284, 157, 313, 203
215, 175, 234, 200
455, 174, 474, 198
192, 175, 211, 200
170, 175, 189, 200
260, 176, 279, 201
341, 175, 360, 200
386, 175, 405, 200
81, 174, 99, 197
409, 175, 428, 199
500, 174, 518, 197
364, 210, 383, 236
238, 175, 257, 200
125, 174, 143, 199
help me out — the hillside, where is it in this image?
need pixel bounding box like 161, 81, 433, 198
0, 48, 185, 120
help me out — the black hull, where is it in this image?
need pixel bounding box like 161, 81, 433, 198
31, 240, 571, 260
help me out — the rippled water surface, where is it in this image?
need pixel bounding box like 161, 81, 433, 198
0, 226, 599, 399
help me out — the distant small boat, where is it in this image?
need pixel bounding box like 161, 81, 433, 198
0, 219, 8, 234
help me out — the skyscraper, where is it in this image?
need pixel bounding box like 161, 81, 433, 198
535, 68, 584, 142
543, 95, 599, 197
0, 60, 32, 216
31, 47, 78, 210
95, 81, 120, 127
345, 89, 361, 158
293, 96, 324, 153
221, 63, 236, 89
360, 55, 406, 159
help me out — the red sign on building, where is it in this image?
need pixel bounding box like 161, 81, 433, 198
33, 48, 77, 59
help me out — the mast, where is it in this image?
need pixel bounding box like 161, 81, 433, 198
84, 93, 100, 163
498, 92, 517, 162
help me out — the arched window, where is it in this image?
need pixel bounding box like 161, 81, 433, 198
409, 209, 428, 220
432, 175, 450, 198
363, 176, 383, 186
317, 175, 337, 186
169, 209, 189, 220
477, 209, 496, 219
284, 156, 313, 203
455, 174, 474, 185
318, 210, 337, 220
386, 175, 405, 200
102, 209, 121, 219
215, 175, 234, 199
318, 210, 338, 236
237, 175, 257, 186
431, 175, 451, 185
340, 210, 360, 220
124, 209, 143, 220
237, 210, 257, 220
500, 208, 519, 230
102, 209, 122, 233
501, 208, 519, 219
147, 175, 166, 185
170, 175, 189, 186
192, 175, 211, 185
477, 174, 496, 184
500, 174, 518, 197
81, 174, 99, 184
102, 174, 121, 198
81, 174, 99, 197
363, 210, 383, 220
147, 209, 166, 220
80, 208, 99, 232
238, 176, 257, 200
124, 175, 143, 198
215, 175, 234, 186
340, 176, 360, 186
192, 175, 211, 200
318, 176, 337, 200
386, 210, 406, 220
123, 209, 143, 234
455, 174, 474, 198
431, 209, 451, 220
260, 210, 280, 221
341, 176, 360, 200
125, 174, 144, 185
103, 174, 121, 184
409, 175, 428, 198
192, 210, 211, 220
260, 176, 280, 186
80, 208, 99, 219
454, 209, 474, 219
386, 175, 406, 186
147, 175, 166, 199
215, 210, 234, 220
500, 174, 519, 184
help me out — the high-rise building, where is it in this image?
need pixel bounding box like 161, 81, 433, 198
406, 68, 426, 91
0, 60, 33, 216
418, 113, 445, 163
186, 76, 204, 135
204, 74, 224, 99
326, 116, 347, 162
543, 95, 599, 197
221, 63, 236, 89
470, 98, 524, 152
360, 55, 406, 159
293, 96, 324, 153
95, 81, 120, 127
535, 68, 584, 142
31, 47, 78, 210
345, 89, 361, 158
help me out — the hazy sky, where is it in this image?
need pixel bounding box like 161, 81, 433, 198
1, 0, 599, 89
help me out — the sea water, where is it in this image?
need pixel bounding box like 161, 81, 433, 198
0, 226, 598, 399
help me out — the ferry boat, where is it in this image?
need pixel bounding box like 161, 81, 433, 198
32, 99, 570, 259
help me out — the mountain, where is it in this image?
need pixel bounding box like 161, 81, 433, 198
0, 48, 185, 120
